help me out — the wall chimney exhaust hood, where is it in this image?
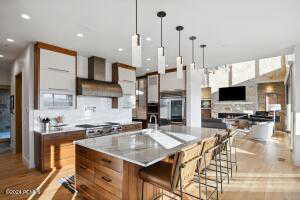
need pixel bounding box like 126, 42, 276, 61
77, 56, 123, 98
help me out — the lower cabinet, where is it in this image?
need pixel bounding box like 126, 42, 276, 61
75, 145, 122, 200
34, 130, 85, 173
120, 123, 142, 133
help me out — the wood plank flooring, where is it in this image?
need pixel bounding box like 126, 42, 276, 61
0, 132, 299, 200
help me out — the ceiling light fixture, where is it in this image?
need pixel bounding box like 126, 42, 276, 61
189, 36, 196, 71
118, 48, 123, 52
132, 0, 142, 68
200, 44, 208, 86
21, 14, 31, 20
146, 37, 152, 41
0, 55, 4, 58
6, 38, 15, 42
146, 58, 151, 61
76, 33, 84, 38
146, 68, 150, 71
176, 25, 184, 79
157, 11, 166, 74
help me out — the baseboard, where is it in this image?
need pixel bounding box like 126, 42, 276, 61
22, 155, 30, 168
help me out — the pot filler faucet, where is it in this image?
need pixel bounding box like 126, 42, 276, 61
149, 114, 158, 131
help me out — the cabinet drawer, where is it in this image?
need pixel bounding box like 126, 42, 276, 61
94, 186, 120, 200
40, 69, 75, 91
94, 165, 122, 198
76, 175, 95, 200
94, 151, 123, 173
76, 145, 93, 160
76, 155, 94, 182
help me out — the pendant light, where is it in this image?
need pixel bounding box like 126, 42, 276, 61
132, 0, 142, 68
200, 44, 208, 86
176, 26, 184, 79
189, 36, 196, 71
157, 11, 166, 74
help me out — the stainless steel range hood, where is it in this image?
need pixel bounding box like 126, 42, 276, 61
77, 56, 122, 98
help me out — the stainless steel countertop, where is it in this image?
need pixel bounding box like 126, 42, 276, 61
74, 125, 229, 167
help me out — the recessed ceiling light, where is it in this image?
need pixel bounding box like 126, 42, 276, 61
76, 33, 84, 38
146, 37, 151, 41
166, 64, 169, 67
0, 55, 4, 58
146, 68, 150, 71
6, 38, 14, 42
118, 48, 123, 52
21, 14, 31, 20
146, 58, 151, 61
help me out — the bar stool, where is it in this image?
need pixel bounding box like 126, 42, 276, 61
194, 136, 220, 200
208, 133, 231, 193
139, 143, 203, 200
227, 130, 238, 174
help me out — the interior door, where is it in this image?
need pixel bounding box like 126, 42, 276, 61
15, 73, 22, 153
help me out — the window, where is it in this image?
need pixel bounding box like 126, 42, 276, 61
232, 60, 255, 85
259, 56, 281, 76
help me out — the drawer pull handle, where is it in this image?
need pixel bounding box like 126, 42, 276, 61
102, 176, 112, 182
101, 158, 112, 163
79, 164, 88, 170
80, 184, 88, 191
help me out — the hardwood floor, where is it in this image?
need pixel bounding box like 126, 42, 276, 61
0, 132, 299, 200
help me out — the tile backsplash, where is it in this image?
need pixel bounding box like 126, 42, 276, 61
34, 96, 132, 129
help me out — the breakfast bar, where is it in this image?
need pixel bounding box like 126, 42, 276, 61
74, 125, 230, 200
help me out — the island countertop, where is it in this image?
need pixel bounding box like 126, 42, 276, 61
74, 125, 229, 167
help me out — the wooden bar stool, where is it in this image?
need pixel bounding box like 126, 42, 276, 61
139, 143, 203, 200
194, 136, 219, 200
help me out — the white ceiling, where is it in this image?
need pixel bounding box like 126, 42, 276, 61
0, 0, 299, 75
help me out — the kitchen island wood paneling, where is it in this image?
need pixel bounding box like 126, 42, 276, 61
74, 125, 231, 200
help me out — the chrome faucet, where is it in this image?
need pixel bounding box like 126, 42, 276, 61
149, 114, 158, 130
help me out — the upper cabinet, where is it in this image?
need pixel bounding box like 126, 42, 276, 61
160, 71, 185, 91
34, 42, 77, 110
147, 74, 159, 103
112, 63, 136, 109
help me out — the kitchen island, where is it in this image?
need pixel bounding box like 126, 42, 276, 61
74, 125, 233, 200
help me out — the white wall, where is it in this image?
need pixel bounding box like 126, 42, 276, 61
292, 45, 300, 166
10, 44, 35, 168
0, 68, 11, 86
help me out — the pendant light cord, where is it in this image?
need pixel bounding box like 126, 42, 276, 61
160, 17, 163, 47
202, 47, 205, 68
192, 40, 195, 63
179, 31, 181, 56
135, 0, 138, 34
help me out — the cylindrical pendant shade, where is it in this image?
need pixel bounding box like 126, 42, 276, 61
158, 47, 166, 74
132, 34, 142, 68
177, 56, 183, 79
190, 62, 195, 71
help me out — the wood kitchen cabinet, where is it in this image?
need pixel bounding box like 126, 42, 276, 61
75, 145, 160, 200
120, 123, 142, 133
34, 130, 85, 173
34, 42, 77, 110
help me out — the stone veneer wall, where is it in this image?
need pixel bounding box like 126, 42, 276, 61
209, 56, 287, 121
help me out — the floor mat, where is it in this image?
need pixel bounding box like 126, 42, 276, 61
58, 175, 76, 194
